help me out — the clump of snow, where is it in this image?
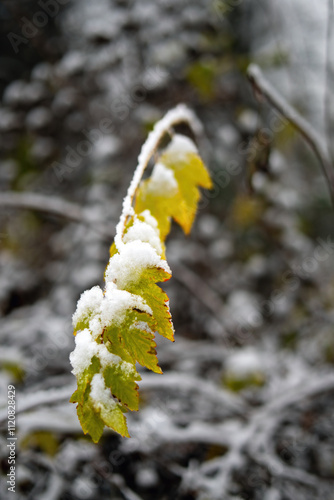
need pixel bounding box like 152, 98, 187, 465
88, 317, 104, 340
140, 210, 159, 231
148, 162, 178, 197
123, 217, 163, 255
70, 328, 121, 377
89, 373, 117, 414
165, 133, 198, 154
105, 241, 171, 289
72, 286, 103, 328
71, 238, 168, 380
98, 342, 122, 371
72, 282, 152, 337
102, 281, 152, 324
70, 329, 98, 376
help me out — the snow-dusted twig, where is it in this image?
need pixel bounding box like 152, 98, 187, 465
194, 371, 334, 496
0, 369, 244, 427
251, 439, 328, 489
0, 192, 84, 222
111, 474, 145, 500
126, 420, 234, 452
0, 192, 115, 239
114, 104, 203, 249
140, 371, 246, 415
0, 386, 74, 426
247, 64, 334, 205
126, 370, 334, 498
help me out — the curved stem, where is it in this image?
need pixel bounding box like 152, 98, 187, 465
247, 64, 334, 206
114, 104, 203, 250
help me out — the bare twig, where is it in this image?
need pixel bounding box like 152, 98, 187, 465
0, 192, 84, 222
0, 192, 115, 239
247, 63, 334, 205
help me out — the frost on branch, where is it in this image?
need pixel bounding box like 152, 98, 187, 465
69, 105, 212, 442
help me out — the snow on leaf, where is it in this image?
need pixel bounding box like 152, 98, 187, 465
104, 309, 162, 374
135, 134, 212, 238
70, 109, 212, 443
104, 362, 141, 411
70, 354, 100, 405
127, 267, 174, 342
72, 286, 103, 332
158, 135, 213, 234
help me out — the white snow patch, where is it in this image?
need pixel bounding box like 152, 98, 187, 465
101, 282, 152, 325
225, 348, 265, 376
88, 316, 104, 341
149, 162, 178, 197
140, 210, 159, 230
123, 217, 163, 255
224, 290, 262, 329
69, 329, 121, 376
165, 133, 198, 154
90, 373, 117, 413
72, 286, 103, 328
70, 329, 98, 376
105, 241, 170, 289
135, 321, 154, 333
92, 136, 121, 160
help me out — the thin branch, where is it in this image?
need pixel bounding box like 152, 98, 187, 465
0, 192, 115, 240
198, 371, 334, 495
247, 63, 334, 205
0, 370, 245, 426
0, 192, 84, 222
111, 475, 145, 500
140, 371, 246, 415
124, 420, 234, 452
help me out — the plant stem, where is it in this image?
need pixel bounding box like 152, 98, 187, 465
247, 63, 334, 206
